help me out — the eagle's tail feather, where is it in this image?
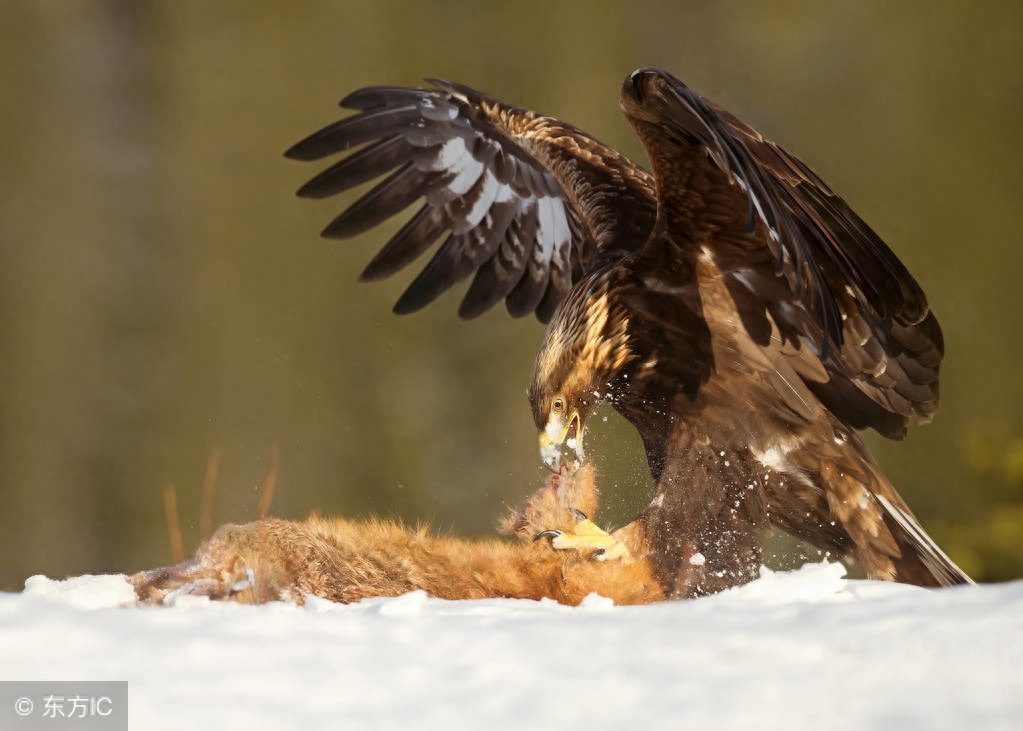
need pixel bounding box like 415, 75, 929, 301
782, 429, 971, 588
875, 493, 974, 587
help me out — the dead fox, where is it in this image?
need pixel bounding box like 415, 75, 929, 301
131, 462, 664, 606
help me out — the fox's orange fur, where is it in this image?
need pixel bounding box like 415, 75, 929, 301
131, 463, 663, 606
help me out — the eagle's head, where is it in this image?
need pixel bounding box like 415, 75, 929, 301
528, 282, 633, 471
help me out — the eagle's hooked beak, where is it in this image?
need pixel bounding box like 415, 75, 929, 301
539, 411, 583, 472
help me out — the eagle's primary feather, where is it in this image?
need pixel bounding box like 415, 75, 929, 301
286, 68, 969, 597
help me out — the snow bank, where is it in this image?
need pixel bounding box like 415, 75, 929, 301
1, 562, 1020, 730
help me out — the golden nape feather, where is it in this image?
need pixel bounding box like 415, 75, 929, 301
132, 463, 663, 607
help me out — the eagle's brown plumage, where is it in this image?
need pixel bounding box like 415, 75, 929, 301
286, 68, 970, 598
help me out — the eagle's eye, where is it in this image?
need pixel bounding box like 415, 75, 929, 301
552, 397, 565, 414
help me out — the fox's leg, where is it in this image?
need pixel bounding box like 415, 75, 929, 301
131, 561, 255, 604
131, 521, 295, 604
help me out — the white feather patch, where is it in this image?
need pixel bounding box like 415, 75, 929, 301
428, 137, 467, 170
494, 181, 515, 203
445, 152, 485, 197
536, 196, 559, 263
463, 170, 500, 229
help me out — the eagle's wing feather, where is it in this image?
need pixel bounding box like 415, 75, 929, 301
286, 81, 655, 322
720, 112, 944, 432
640, 82, 927, 340
622, 70, 941, 439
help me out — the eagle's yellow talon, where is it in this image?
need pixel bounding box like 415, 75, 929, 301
536, 515, 630, 561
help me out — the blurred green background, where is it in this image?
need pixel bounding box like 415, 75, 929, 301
1, 1, 1021, 591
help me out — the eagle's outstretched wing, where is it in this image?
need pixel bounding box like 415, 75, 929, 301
285, 80, 656, 322
616, 69, 966, 587
621, 68, 941, 440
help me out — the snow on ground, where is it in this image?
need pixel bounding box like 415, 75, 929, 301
1, 562, 1021, 730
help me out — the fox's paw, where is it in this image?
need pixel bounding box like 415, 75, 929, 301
131, 562, 257, 605
534, 510, 630, 561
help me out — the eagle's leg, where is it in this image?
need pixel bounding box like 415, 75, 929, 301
621, 434, 769, 598
534, 510, 631, 561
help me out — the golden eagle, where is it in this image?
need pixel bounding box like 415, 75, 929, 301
285, 68, 971, 597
